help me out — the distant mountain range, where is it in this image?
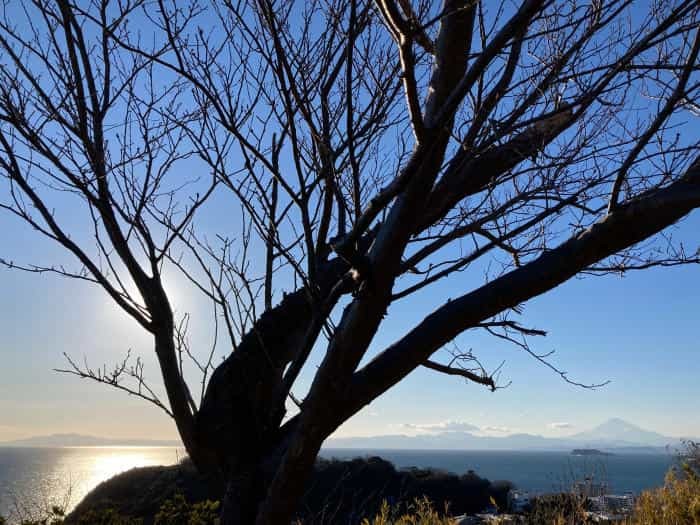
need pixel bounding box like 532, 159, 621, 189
0, 433, 181, 448
2, 419, 693, 451
325, 418, 694, 453
569, 418, 671, 447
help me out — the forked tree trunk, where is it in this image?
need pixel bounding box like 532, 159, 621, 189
207, 404, 325, 525
191, 256, 360, 524
218, 445, 320, 525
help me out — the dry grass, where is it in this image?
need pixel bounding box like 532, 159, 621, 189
631, 464, 700, 525
360, 498, 453, 525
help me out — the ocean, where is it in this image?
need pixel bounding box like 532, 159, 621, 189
321, 449, 676, 494
0, 446, 677, 520
0, 446, 184, 520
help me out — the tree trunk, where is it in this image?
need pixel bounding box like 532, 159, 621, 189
189, 256, 358, 523
220, 468, 262, 525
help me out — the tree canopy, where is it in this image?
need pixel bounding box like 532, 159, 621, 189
1, 1, 699, 523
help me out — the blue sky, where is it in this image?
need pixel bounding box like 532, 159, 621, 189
1, 211, 698, 442
0, 1, 699, 445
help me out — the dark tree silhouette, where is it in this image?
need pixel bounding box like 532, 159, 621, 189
1, 1, 699, 523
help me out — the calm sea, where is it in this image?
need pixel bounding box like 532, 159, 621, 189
0, 447, 677, 520
321, 449, 676, 495
0, 447, 184, 520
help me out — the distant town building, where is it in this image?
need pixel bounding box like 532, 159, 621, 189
506, 489, 532, 513
588, 493, 635, 513
573, 476, 608, 497
454, 514, 522, 524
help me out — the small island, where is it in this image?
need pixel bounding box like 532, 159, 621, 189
571, 449, 613, 456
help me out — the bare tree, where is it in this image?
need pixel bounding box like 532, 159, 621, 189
1, 1, 699, 523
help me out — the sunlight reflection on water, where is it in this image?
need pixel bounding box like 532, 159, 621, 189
83, 450, 155, 494
0, 447, 183, 521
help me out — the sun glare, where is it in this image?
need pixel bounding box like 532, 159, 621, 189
86, 450, 155, 489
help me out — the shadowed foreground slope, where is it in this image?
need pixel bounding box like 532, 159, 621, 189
66, 456, 509, 524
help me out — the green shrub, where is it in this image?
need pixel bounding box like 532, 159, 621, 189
154, 493, 220, 525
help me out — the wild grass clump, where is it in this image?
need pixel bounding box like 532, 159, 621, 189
524, 492, 589, 525
631, 441, 700, 525
360, 497, 453, 525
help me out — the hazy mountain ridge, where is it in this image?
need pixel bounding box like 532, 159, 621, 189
3, 419, 693, 450
326, 418, 693, 452
0, 433, 181, 447
570, 418, 670, 446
